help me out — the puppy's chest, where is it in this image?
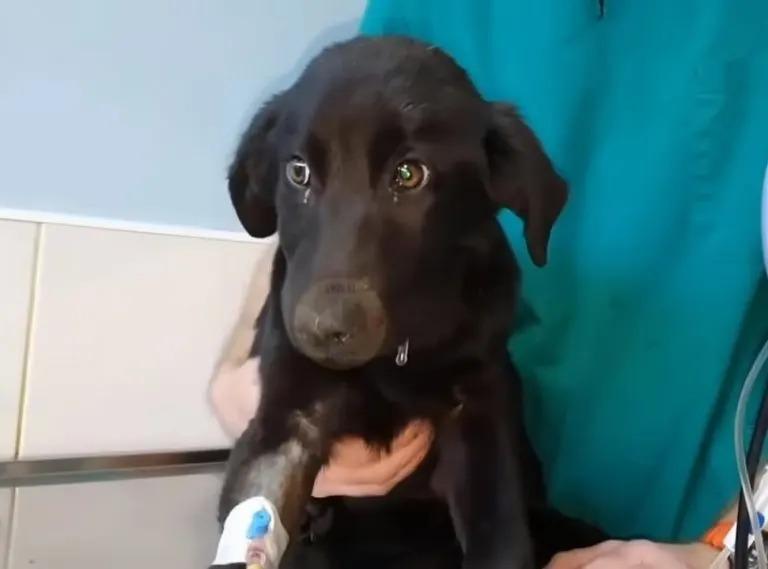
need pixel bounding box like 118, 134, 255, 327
321, 372, 461, 450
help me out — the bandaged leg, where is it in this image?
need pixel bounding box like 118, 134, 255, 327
211, 436, 320, 569
212, 496, 288, 568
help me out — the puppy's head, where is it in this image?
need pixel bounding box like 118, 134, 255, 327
229, 37, 566, 369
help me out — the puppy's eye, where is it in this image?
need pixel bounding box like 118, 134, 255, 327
391, 160, 430, 193
286, 158, 311, 188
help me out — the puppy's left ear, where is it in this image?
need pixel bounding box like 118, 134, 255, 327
227, 94, 286, 238
484, 103, 568, 267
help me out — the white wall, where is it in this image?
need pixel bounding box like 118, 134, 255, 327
0, 0, 365, 230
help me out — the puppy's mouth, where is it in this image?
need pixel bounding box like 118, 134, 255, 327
291, 278, 388, 370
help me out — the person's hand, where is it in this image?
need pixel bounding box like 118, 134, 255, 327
312, 419, 433, 497
546, 540, 719, 569
208, 357, 434, 497
209, 358, 261, 440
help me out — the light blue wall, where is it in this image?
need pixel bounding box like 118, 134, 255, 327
0, 1, 364, 230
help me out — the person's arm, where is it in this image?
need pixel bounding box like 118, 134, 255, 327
209, 241, 277, 439
546, 501, 738, 569
215, 241, 277, 370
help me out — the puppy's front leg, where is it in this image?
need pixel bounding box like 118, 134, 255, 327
433, 380, 533, 569
210, 408, 325, 569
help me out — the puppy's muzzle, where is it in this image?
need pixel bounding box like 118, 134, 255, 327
292, 278, 387, 369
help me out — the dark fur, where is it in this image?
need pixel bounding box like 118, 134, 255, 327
216, 36, 606, 569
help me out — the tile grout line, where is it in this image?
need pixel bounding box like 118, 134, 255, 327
14, 223, 44, 461
4, 223, 44, 569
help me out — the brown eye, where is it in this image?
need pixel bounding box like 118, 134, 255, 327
391, 160, 430, 193
286, 158, 311, 188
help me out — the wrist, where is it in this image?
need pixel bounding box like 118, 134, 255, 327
700, 513, 740, 569
665, 542, 720, 569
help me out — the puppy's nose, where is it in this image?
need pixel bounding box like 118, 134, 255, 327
313, 306, 357, 346
292, 279, 387, 369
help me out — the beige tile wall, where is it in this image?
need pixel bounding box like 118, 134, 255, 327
7, 473, 222, 569
19, 224, 270, 458
2, 217, 275, 459
1, 217, 274, 567
0, 220, 37, 461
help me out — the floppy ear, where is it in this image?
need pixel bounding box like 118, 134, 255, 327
227, 94, 285, 238
484, 103, 568, 267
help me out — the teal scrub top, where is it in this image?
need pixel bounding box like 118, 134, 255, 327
360, 0, 768, 541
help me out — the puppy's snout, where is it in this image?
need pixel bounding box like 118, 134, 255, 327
293, 279, 387, 369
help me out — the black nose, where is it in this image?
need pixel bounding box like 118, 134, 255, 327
312, 306, 358, 346
292, 279, 387, 369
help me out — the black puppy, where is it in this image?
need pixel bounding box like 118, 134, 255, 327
214, 36, 605, 569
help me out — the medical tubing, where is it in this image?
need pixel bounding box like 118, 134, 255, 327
734, 337, 768, 569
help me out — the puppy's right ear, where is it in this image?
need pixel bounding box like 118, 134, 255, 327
484, 103, 567, 267
228, 95, 286, 238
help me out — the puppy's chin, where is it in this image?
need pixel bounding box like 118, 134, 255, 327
287, 323, 413, 371
304, 354, 367, 371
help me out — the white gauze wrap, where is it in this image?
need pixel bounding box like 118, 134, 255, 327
212, 496, 289, 567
